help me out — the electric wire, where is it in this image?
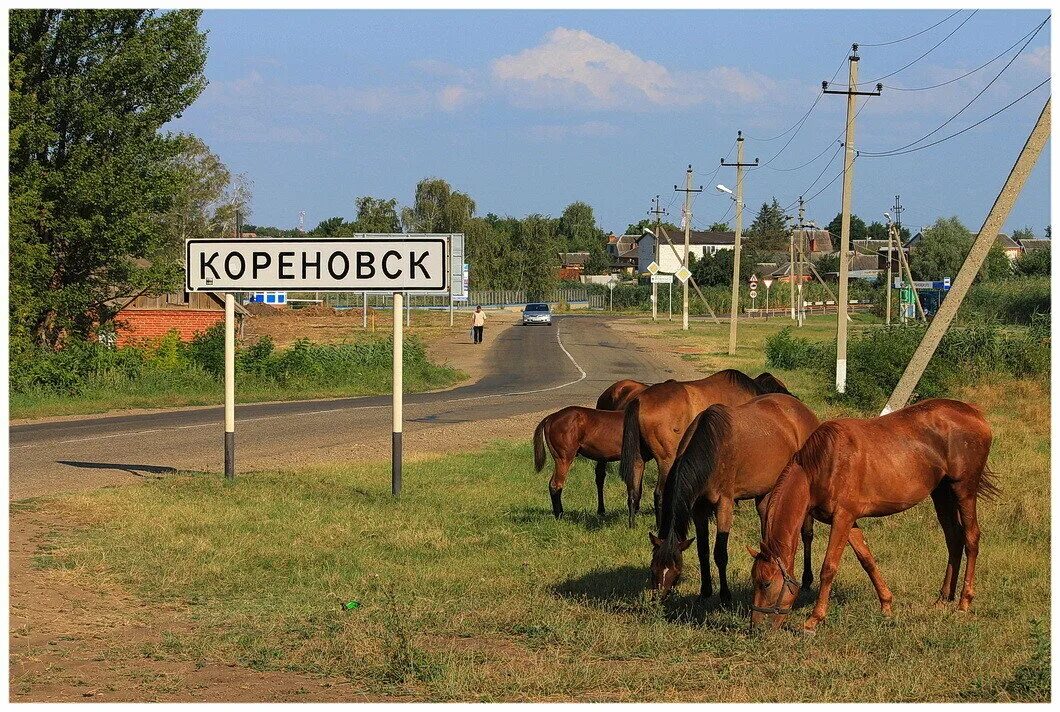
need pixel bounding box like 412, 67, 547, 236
859, 10, 963, 48
862, 10, 979, 85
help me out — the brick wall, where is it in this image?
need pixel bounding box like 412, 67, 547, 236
115, 308, 224, 346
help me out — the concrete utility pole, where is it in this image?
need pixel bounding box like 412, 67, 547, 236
882, 99, 1050, 414
722, 131, 758, 355
885, 217, 893, 325
674, 166, 703, 331
648, 195, 668, 322
790, 197, 805, 320
823, 43, 882, 392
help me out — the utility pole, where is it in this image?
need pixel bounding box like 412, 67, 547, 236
721, 131, 758, 354
883, 99, 1050, 414
893, 195, 904, 236
823, 43, 882, 393
885, 216, 893, 325
789, 197, 804, 320
648, 195, 668, 323
674, 166, 703, 331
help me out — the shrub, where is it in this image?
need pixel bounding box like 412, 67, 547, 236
764, 327, 824, 370
187, 322, 226, 376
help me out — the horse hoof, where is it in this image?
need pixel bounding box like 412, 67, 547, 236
801, 626, 817, 636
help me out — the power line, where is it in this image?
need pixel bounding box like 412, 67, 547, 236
744, 52, 848, 143
862, 78, 1050, 158
862, 19, 1049, 157
885, 16, 1050, 92
862, 10, 978, 85
859, 9, 963, 48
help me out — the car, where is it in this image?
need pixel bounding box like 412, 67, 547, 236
522, 302, 552, 326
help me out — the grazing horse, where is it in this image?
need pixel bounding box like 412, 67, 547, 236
534, 380, 650, 518
596, 379, 649, 411
648, 394, 820, 601
620, 369, 792, 528
749, 398, 996, 633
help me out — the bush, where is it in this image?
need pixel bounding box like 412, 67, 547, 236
763, 327, 824, 370
961, 277, 1050, 325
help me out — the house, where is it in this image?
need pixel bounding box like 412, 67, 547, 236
557, 252, 591, 281
636, 230, 735, 273
996, 233, 1023, 261
1018, 237, 1051, 253
606, 233, 640, 274
766, 261, 811, 284
111, 291, 249, 347
799, 228, 833, 255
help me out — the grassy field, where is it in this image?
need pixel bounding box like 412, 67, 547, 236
23, 313, 1049, 701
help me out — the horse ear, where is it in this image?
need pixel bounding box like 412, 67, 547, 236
649, 532, 662, 548
679, 537, 695, 551
746, 545, 759, 559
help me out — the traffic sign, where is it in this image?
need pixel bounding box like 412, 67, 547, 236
186, 236, 449, 292
749, 274, 758, 285
646, 261, 660, 275
675, 266, 691, 283
763, 278, 774, 288
651, 274, 674, 284
749, 290, 758, 299
608, 281, 616, 290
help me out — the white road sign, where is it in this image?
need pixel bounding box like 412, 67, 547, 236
651, 274, 674, 284
646, 261, 660, 275
186, 236, 449, 292
749, 290, 758, 299
675, 266, 691, 283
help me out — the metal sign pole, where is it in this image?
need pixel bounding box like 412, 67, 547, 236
392, 291, 403, 496
448, 237, 454, 327
363, 292, 368, 329
668, 282, 672, 321
224, 292, 235, 480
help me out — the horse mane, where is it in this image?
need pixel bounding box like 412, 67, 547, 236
794, 422, 840, 474
753, 372, 795, 397
762, 460, 808, 560
719, 369, 761, 395
658, 405, 731, 555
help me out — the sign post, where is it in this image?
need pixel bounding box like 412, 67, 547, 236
763, 277, 773, 319
608, 279, 616, 311
185, 234, 451, 492
748, 274, 758, 316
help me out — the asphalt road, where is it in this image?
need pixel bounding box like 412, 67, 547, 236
9, 315, 686, 500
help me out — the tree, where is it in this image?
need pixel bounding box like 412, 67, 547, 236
312, 216, 347, 236
401, 178, 475, 233
866, 221, 888, 240
690, 247, 761, 287
557, 201, 609, 274
746, 198, 788, 251
10, 9, 208, 349
707, 222, 731, 232
813, 252, 840, 280
1011, 225, 1036, 243
827, 213, 868, 243
910, 216, 1010, 282
625, 218, 681, 235
352, 196, 400, 233
1014, 245, 1050, 276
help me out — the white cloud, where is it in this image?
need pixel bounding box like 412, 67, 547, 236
527, 121, 620, 140
491, 27, 777, 110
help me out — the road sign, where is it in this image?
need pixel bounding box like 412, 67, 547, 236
943, 277, 951, 290
748, 289, 758, 299
675, 266, 691, 283
749, 274, 758, 285
186, 236, 449, 293
646, 261, 660, 275
651, 274, 674, 284
763, 278, 774, 288
608, 281, 616, 291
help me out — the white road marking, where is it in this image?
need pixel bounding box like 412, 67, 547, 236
12, 320, 590, 450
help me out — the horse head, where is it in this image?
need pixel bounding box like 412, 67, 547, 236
648, 531, 694, 596
747, 545, 800, 631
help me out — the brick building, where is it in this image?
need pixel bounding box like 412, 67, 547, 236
110, 291, 248, 346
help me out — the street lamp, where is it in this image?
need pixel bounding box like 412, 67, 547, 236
716, 184, 733, 195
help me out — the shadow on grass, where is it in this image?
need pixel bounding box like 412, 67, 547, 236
507, 505, 629, 532
56, 460, 210, 479
553, 565, 647, 605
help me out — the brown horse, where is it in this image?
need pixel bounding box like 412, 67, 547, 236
597, 379, 649, 410
648, 394, 820, 601
749, 398, 996, 633
620, 369, 792, 528
534, 380, 650, 518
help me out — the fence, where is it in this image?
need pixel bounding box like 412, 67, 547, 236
285, 289, 592, 310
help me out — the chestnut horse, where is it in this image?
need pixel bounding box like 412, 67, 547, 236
534, 380, 650, 518
596, 378, 649, 410
620, 369, 792, 528
749, 398, 996, 633
648, 394, 820, 601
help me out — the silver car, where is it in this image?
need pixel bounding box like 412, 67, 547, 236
522, 302, 552, 325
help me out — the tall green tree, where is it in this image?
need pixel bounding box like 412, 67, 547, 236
557, 201, 608, 274
827, 212, 868, 243
865, 221, 888, 240
625, 218, 681, 235
745, 198, 788, 251
1014, 245, 1050, 276
10, 9, 208, 349
311, 216, 347, 236
401, 178, 475, 233
352, 196, 400, 233
910, 216, 1010, 282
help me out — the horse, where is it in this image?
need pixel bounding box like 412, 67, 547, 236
648, 394, 820, 601
534, 380, 650, 518
596, 379, 649, 411
748, 398, 996, 633
619, 369, 793, 528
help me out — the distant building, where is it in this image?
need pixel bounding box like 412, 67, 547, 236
557, 252, 591, 281
110, 291, 249, 347
1018, 237, 1050, 253
606, 233, 640, 274
635, 230, 735, 273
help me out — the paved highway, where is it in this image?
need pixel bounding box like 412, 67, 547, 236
9, 316, 686, 499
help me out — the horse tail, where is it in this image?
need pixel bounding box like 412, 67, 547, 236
619, 398, 643, 488
977, 463, 1001, 501
533, 416, 549, 473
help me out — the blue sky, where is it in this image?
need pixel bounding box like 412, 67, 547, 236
171, 9, 1052, 236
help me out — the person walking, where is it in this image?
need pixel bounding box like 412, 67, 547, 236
471, 305, 486, 344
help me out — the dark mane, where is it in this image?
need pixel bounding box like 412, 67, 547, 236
658, 405, 731, 555
719, 369, 761, 395
753, 372, 795, 397
794, 422, 840, 475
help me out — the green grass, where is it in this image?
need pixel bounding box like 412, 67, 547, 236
35, 370, 1049, 700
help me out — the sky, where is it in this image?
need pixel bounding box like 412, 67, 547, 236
169, 9, 1052, 237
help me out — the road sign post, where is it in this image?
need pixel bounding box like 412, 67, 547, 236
185, 234, 451, 492
763, 278, 773, 319
608, 280, 616, 311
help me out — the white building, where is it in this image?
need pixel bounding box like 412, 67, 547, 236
635, 230, 736, 273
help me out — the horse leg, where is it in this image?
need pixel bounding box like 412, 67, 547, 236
549, 457, 572, 519
847, 524, 893, 617
804, 510, 854, 633
692, 498, 713, 598
930, 484, 964, 607
627, 456, 645, 528
594, 461, 607, 516
953, 487, 981, 613
801, 514, 815, 588
714, 497, 734, 602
